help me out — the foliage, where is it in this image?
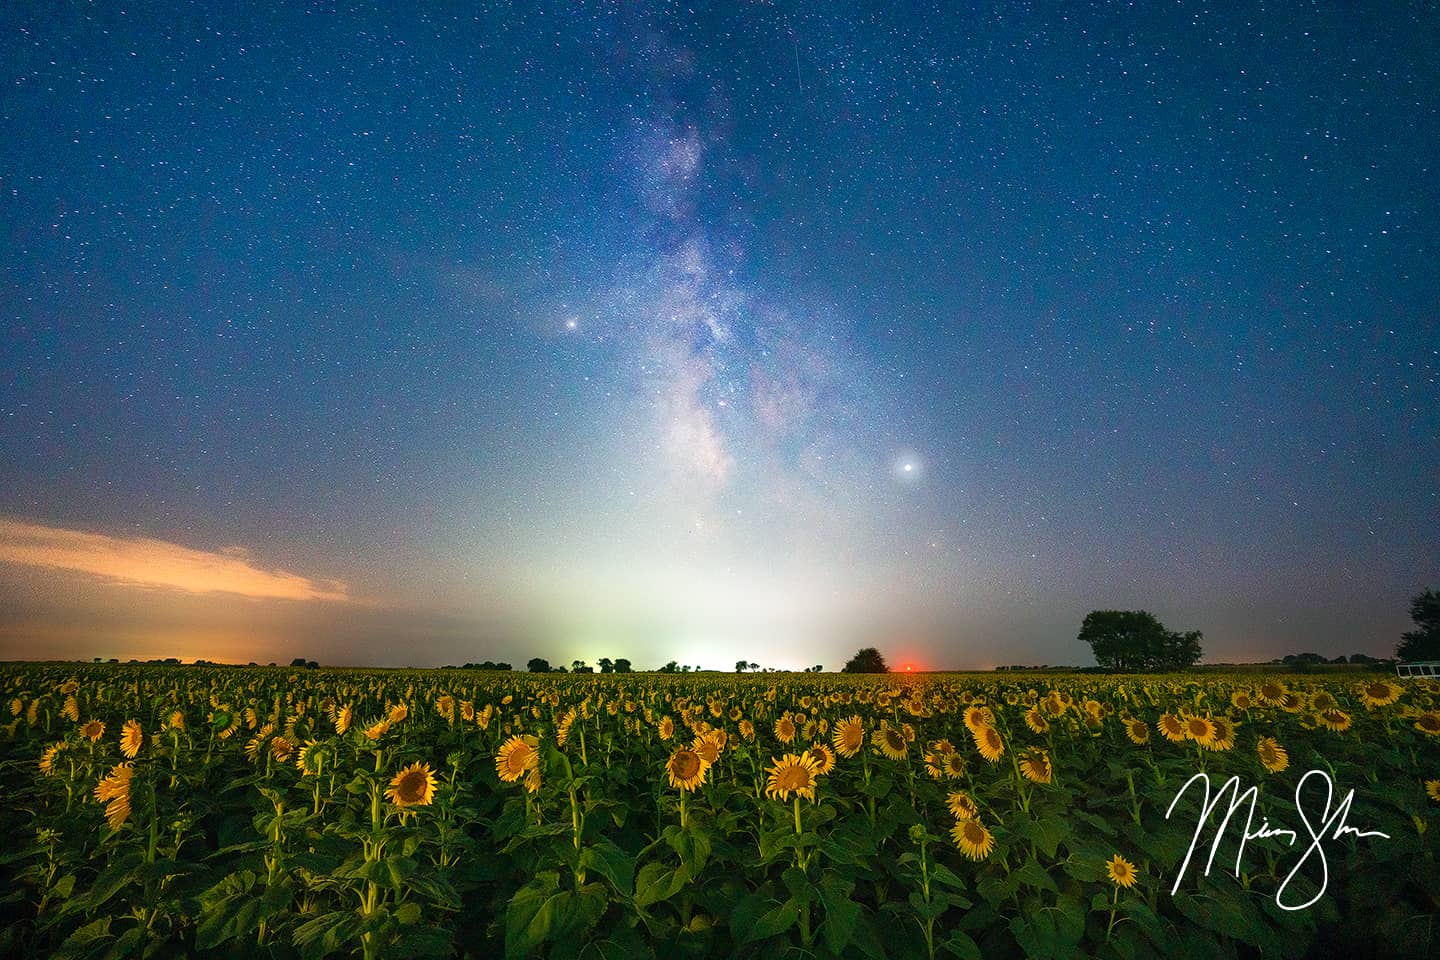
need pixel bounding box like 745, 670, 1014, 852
1079, 611, 1203, 671
842, 647, 889, 673
1396, 588, 1440, 662
1, 663, 1436, 959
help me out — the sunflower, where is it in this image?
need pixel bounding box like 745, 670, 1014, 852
1257, 680, 1289, 706
295, 739, 322, 774
1230, 690, 1253, 711
435, 695, 456, 723
804, 742, 836, 776
1413, 712, 1440, 737
82, 719, 105, 742
946, 790, 979, 820
1358, 680, 1401, 709
1315, 709, 1352, 732
386, 762, 437, 807
664, 747, 707, 791
941, 752, 968, 778
1106, 853, 1138, 889
775, 715, 797, 744
973, 724, 1005, 763
693, 734, 721, 766
1426, 779, 1440, 803
119, 719, 143, 759
832, 716, 865, 758
496, 735, 540, 783
166, 710, 186, 731
1309, 691, 1339, 712
388, 703, 409, 724
555, 707, 577, 747
739, 719, 756, 741
875, 722, 909, 760
1204, 717, 1236, 752
1124, 717, 1151, 745
765, 753, 821, 801
461, 700, 475, 722
94, 762, 133, 830
950, 818, 995, 861
1278, 692, 1304, 713
1184, 715, 1217, 747
1024, 706, 1049, 734
1157, 713, 1187, 743
62, 695, 80, 723
38, 742, 64, 775
963, 705, 995, 733
362, 719, 391, 741
1256, 736, 1289, 774
270, 736, 294, 763
657, 716, 675, 741
1018, 748, 1052, 784
333, 704, 354, 736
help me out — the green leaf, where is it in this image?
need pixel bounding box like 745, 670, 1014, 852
581, 838, 635, 897
1016, 858, 1060, 894
504, 873, 607, 958
818, 872, 860, 955
731, 892, 800, 945
396, 901, 422, 925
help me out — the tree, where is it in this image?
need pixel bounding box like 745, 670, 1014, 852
1079, 610, 1203, 672
736, 660, 749, 673
527, 657, 551, 673
613, 658, 632, 673
659, 661, 679, 674
1396, 588, 1440, 662
749, 662, 759, 672
598, 658, 614, 674
842, 648, 889, 673
571, 659, 593, 674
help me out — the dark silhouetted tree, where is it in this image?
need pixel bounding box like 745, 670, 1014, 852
1397, 588, 1440, 662
659, 660, 679, 673
736, 660, 749, 673
571, 660, 593, 674
613, 658, 632, 673
842, 648, 889, 673
598, 658, 614, 674
1079, 610, 1203, 671
527, 657, 551, 673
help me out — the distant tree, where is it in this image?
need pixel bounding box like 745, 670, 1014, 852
1079, 611, 1203, 672
571, 660, 593, 674
1396, 589, 1440, 662
842, 648, 889, 674
1348, 653, 1379, 665
736, 660, 749, 673
598, 658, 614, 674
527, 657, 551, 673
291, 657, 308, 668
495, 662, 512, 671
613, 658, 632, 673
812, 664, 824, 672
659, 660, 679, 673
749, 662, 759, 671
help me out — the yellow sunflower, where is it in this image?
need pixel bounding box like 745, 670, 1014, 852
362, 719, 391, 741
1426, 779, 1440, 803
950, 818, 995, 861
1230, 690, 1253, 711
1256, 736, 1288, 774
1358, 680, 1401, 709
963, 705, 995, 733
941, 752, 968, 779
1123, 717, 1150, 745
765, 752, 821, 801
658, 716, 675, 741
1024, 706, 1049, 734
1157, 713, 1187, 743
1257, 680, 1288, 706
39, 742, 64, 775
1184, 715, 1217, 747
94, 762, 133, 830
270, 736, 294, 763
166, 710, 186, 731
119, 719, 143, 759
1106, 853, 1138, 889
386, 762, 437, 807
1018, 748, 1052, 784
333, 704, 354, 736
1315, 709, 1352, 732
875, 722, 909, 760
693, 734, 721, 766
666, 747, 708, 791
775, 715, 797, 744
1413, 712, 1440, 737
496, 734, 540, 783
973, 724, 1005, 763
1204, 717, 1236, 752
831, 716, 864, 758
62, 695, 79, 723
946, 790, 979, 820
805, 742, 837, 776
739, 719, 756, 741
82, 719, 105, 742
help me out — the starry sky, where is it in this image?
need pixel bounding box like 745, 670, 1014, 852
2, 2, 1436, 670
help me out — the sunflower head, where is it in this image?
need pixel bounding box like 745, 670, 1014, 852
1018, 748, 1052, 784
765, 752, 821, 801
831, 716, 864, 758
1106, 853, 1138, 889
119, 719, 143, 759
1124, 717, 1151, 745
946, 790, 979, 820
804, 742, 836, 776
82, 719, 105, 742
1157, 713, 1186, 742
774, 715, 797, 744
950, 817, 994, 861
1256, 736, 1289, 774
666, 747, 708, 792
973, 724, 1005, 763
386, 762, 437, 807
1359, 681, 1401, 708
875, 722, 909, 761
496, 734, 540, 783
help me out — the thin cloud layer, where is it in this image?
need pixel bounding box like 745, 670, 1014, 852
0, 518, 351, 602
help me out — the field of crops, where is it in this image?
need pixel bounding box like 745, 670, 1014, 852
1, 664, 1437, 959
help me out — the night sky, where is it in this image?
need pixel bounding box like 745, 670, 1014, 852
2, 2, 1436, 670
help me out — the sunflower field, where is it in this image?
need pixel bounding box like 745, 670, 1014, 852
1, 664, 1437, 959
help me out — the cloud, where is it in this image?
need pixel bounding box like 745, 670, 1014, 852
0, 518, 352, 602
